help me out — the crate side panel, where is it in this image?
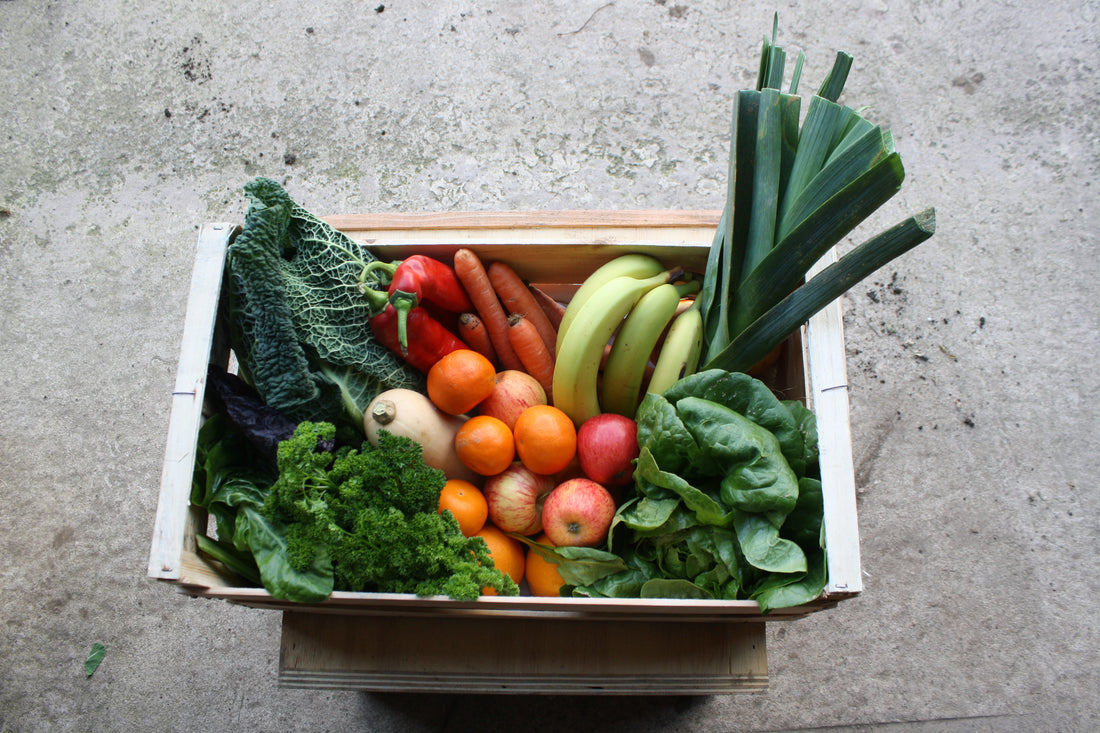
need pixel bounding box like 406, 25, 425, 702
805, 250, 862, 595
147, 223, 234, 581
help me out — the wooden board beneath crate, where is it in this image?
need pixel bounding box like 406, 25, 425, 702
279, 612, 768, 695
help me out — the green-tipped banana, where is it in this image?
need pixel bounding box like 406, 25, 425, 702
556, 253, 666, 354
600, 280, 701, 418
553, 270, 675, 427
647, 300, 704, 396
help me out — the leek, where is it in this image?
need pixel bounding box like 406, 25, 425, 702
697, 20, 935, 371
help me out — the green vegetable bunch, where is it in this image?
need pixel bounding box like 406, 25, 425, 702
263, 422, 518, 600
697, 17, 936, 373
226, 177, 425, 429
548, 371, 825, 612
192, 415, 517, 602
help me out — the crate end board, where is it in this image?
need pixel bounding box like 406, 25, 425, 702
278, 612, 768, 695
148, 214, 862, 618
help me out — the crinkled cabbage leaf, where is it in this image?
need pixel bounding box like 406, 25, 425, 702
226, 177, 423, 426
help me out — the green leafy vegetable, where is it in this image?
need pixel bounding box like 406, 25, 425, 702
226, 177, 424, 427
257, 422, 518, 601
566, 371, 826, 610
698, 18, 936, 371
84, 643, 106, 678
193, 407, 516, 601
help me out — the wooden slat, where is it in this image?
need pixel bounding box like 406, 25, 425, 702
805, 250, 863, 596
147, 223, 234, 580
324, 209, 723, 231
279, 613, 768, 694
195, 587, 834, 620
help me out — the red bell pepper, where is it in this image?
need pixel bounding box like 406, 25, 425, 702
369, 304, 467, 374
365, 256, 473, 351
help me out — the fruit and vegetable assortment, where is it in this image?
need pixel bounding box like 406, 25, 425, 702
191, 23, 935, 612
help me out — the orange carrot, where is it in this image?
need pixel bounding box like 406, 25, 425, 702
453, 248, 524, 371
457, 311, 498, 365
527, 284, 567, 331
487, 261, 558, 358
507, 313, 555, 399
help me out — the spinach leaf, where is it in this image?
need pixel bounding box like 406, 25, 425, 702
751, 548, 827, 613
84, 643, 106, 678
664, 369, 808, 476
781, 477, 825, 549
732, 511, 807, 574
634, 448, 733, 527
641, 579, 715, 600
619, 374, 824, 610
673, 396, 800, 518
783, 399, 820, 478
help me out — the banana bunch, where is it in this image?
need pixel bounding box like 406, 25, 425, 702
552, 254, 704, 426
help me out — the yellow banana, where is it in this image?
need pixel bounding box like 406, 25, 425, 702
552, 270, 674, 427
555, 253, 666, 354
600, 281, 700, 418
646, 301, 704, 396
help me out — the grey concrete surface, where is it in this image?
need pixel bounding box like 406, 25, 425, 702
1, 0, 1096, 730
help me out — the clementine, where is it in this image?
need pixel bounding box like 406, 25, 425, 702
476, 523, 525, 595
525, 533, 567, 597
513, 404, 577, 476
455, 415, 515, 476
437, 479, 489, 537
427, 348, 497, 415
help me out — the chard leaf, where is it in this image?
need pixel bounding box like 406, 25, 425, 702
235, 506, 333, 602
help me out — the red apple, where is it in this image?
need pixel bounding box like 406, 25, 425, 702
478, 370, 548, 431
541, 478, 617, 548
576, 413, 640, 487
482, 462, 556, 535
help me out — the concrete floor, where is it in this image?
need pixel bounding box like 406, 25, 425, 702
1, 0, 1097, 730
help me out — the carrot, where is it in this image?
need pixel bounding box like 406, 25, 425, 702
487, 261, 558, 358
457, 312, 498, 365
527, 284, 567, 331
453, 248, 524, 371
507, 313, 554, 399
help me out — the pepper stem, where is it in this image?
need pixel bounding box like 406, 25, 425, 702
389, 289, 420, 354
358, 282, 391, 315
361, 260, 400, 287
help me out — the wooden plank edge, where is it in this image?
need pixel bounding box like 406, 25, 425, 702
276, 671, 768, 694
805, 248, 863, 596
147, 223, 236, 580
182, 587, 837, 620
324, 209, 723, 231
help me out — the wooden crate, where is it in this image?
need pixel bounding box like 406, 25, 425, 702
147, 212, 861, 694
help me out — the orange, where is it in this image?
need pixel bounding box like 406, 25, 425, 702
525, 533, 566, 597
437, 479, 488, 537
427, 349, 497, 415
454, 415, 515, 476
476, 523, 525, 595
513, 404, 577, 476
